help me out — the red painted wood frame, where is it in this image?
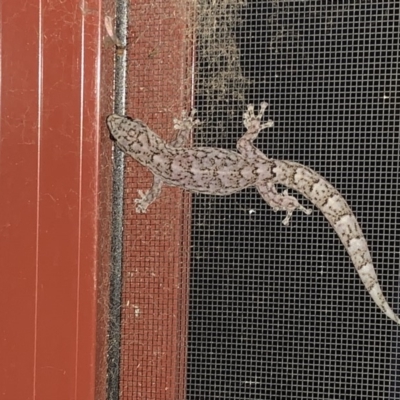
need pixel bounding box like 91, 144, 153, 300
0, 1, 114, 399
119, 1, 194, 399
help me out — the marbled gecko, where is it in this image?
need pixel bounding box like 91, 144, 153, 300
107, 102, 400, 325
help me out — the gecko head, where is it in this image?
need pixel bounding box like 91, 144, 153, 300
106, 114, 142, 135
106, 113, 148, 153
106, 114, 134, 152
106, 114, 125, 134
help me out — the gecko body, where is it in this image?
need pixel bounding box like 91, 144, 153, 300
107, 103, 400, 325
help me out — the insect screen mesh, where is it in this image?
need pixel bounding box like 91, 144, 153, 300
117, 1, 400, 400
189, 1, 400, 399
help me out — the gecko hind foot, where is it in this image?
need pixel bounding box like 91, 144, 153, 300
280, 190, 312, 226
282, 206, 313, 226
243, 102, 274, 131
257, 184, 312, 226
258, 184, 312, 226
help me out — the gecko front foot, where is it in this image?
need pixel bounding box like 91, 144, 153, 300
134, 176, 164, 213
171, 109, 202, 147
173, 109, 201, 132
134, 190, 151, 213
243, 102, 274, 133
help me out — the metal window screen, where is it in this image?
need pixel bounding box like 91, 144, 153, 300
116, 1, 400, 400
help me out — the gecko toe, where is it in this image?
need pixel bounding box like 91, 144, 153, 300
282, 211, 293, 226
260, 120, 274, 130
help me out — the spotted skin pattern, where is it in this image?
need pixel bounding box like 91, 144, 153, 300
107, 103, 399, 325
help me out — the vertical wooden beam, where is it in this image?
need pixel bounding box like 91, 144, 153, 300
119, 1, 194, 399
0, 0, 114, 398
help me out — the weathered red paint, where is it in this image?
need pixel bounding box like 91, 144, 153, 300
119, 1, 194, 400
0, 1, 113, 399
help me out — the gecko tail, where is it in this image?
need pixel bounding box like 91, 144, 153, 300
333, 214, 400, 325
323, 219, 400, 325
318, 198, 400, 325
272, 159, 400, 325
369, 281, 400, 325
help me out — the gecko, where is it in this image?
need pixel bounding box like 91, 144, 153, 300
107, 102, 400, 325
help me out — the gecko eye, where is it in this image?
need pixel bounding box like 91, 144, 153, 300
116, 138, 130, 152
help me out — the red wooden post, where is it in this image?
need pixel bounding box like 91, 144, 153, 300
0, 1, 113, 398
